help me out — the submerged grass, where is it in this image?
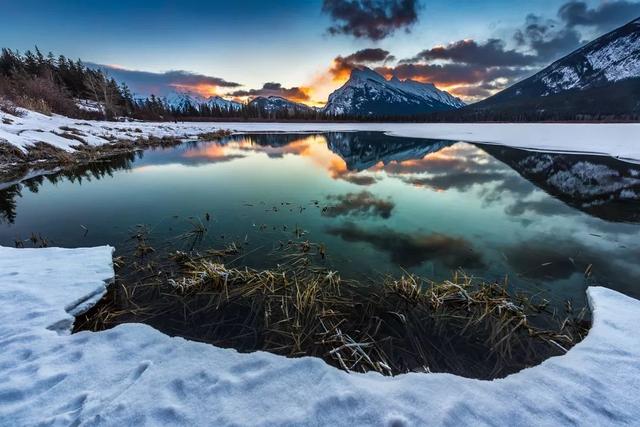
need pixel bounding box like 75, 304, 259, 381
74, 236, 589, 380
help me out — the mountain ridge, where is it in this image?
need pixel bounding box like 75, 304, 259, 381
467, 17, 640, 117
323, 67, 465, 117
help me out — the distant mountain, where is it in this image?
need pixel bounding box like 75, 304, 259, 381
163, 92, 242, 112
469, 18, 640, 118
323, 67, 465, 117
248, 96, 315, 115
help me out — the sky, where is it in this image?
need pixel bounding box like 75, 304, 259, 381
2, 0, 640, 104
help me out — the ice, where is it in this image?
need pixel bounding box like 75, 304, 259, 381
0, 245, 639, 425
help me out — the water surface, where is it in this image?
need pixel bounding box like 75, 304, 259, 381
2, 132, 639, 307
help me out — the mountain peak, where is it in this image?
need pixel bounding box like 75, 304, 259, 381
349, 66, 386, 83
323, 67, 465, 116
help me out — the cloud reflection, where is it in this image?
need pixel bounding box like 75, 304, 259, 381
327, 222, 484, 268
323, 191, 394, 219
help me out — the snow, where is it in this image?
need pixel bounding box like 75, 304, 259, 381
1, 107, 640, 164
323, 67, 465, 115
541, 66, 582, 94
586, 32, 640, 82
0, 245, 639, 425
163, 93, 242, 112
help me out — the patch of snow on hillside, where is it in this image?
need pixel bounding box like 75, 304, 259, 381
1, 245, 639, 425
541, 66, 582, 94
587, 33, 640, 81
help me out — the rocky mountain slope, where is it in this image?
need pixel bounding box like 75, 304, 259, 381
323, 67, 465, 117
470, 18, 640, 117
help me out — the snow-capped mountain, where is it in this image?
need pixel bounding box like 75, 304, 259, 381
163, 92, 242, 112
323, 67, 465, 117
473, 18, 640, 115
248, 96, 314, 115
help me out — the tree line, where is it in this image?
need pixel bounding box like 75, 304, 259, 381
1, 48, 637, 122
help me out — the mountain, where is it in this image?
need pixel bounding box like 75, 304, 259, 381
469, 18, 640, 118
163, 92, 242, 112
248, 96, 315, 115
323, 67, 465, 117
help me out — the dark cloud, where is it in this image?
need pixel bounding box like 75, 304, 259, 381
408, 39, 537, 67
558, 0, 640, 32
340, 174, 379, 186
87, 63, 241, 97
322, 0, 420, 40
513, 14, 583, 62
327, 222, 484, 268
230, 82, 310, 102
323, 191, 395, 218
331, 48, 395, 79
376, 63, 530, 86
345, 48, 395, 63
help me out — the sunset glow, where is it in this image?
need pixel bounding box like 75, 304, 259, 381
170, 83, 219, 98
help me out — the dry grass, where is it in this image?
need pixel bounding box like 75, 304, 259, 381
75, 241, 589, 379
197, 130, 233, 140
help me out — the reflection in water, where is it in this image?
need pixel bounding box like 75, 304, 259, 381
480, 146, 640, 223
0, 152, 138, 224
326, 221, 485, 269
323, 191, 394, 219
1, 132, 640, 304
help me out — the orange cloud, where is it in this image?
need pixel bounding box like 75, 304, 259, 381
169, 83, 219, 98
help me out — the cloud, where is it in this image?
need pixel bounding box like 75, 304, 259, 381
558, 0, 640, 32
323, 191, 395, 218
230, 82, 310, 102
344, 48, 395, 63
330, 48, 395, 80
513, 14, 582, 62
371, 0, 640, 102
376, 39, 536, 101
88, 63, 241, 98
327, 222, 485, 268
407, 39, 537, 67
377, 62, 530, 86
322, 0, 420, 40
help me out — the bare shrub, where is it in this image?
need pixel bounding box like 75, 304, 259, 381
0, 99, 24, 117
14, 96, 51, 116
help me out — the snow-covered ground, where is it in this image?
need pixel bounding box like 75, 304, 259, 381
1, 108, 639, 163
0, 245, 639, 426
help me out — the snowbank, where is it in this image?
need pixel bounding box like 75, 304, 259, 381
0, 246, 639, 426
1, 107, 640, 163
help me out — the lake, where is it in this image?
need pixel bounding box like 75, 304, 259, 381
2, 131, 639, 308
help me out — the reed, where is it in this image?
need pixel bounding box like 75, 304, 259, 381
74, 241, 589, 380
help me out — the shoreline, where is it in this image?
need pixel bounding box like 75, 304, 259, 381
2, 109, 640, 180
1, 244, 638, 425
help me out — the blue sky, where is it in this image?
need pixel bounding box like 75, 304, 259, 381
2, 0, 638, 103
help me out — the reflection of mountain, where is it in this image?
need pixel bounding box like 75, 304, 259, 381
480, 145, 640, 223
3, 132, 640, 226
324, 132, 453, 171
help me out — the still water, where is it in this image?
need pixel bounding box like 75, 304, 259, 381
2, 132, 639, 306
